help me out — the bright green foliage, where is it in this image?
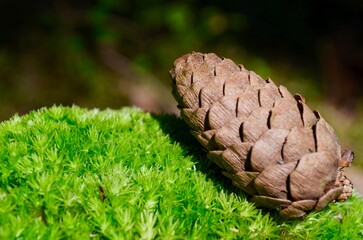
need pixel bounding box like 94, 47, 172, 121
0, 106, 362, 239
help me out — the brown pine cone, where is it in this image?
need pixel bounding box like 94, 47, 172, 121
170, 52, 354, 218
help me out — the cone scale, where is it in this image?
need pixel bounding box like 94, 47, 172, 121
170, 52, 353, 218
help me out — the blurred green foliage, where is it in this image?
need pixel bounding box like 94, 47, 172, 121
0, 1, 362, 167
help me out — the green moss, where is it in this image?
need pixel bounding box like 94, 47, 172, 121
0, 106, 362, 239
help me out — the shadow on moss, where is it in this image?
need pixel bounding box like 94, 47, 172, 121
151, 113, 248, 198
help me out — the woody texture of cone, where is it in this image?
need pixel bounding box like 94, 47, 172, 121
170, 52, 354, 218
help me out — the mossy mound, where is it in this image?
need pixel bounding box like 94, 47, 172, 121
0, 106, 362, 239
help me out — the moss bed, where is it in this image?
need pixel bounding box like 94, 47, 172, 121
0, 106, 362, 239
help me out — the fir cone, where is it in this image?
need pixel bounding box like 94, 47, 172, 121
170, 52, 354, 218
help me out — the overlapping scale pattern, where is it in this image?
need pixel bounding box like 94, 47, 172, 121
170, 52, 353, 218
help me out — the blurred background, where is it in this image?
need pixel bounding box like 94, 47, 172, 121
0, 0, 363, 182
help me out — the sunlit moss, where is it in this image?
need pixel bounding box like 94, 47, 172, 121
0, 106, 361, 239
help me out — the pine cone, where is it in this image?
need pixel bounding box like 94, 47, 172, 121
170, 52, 354, 218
